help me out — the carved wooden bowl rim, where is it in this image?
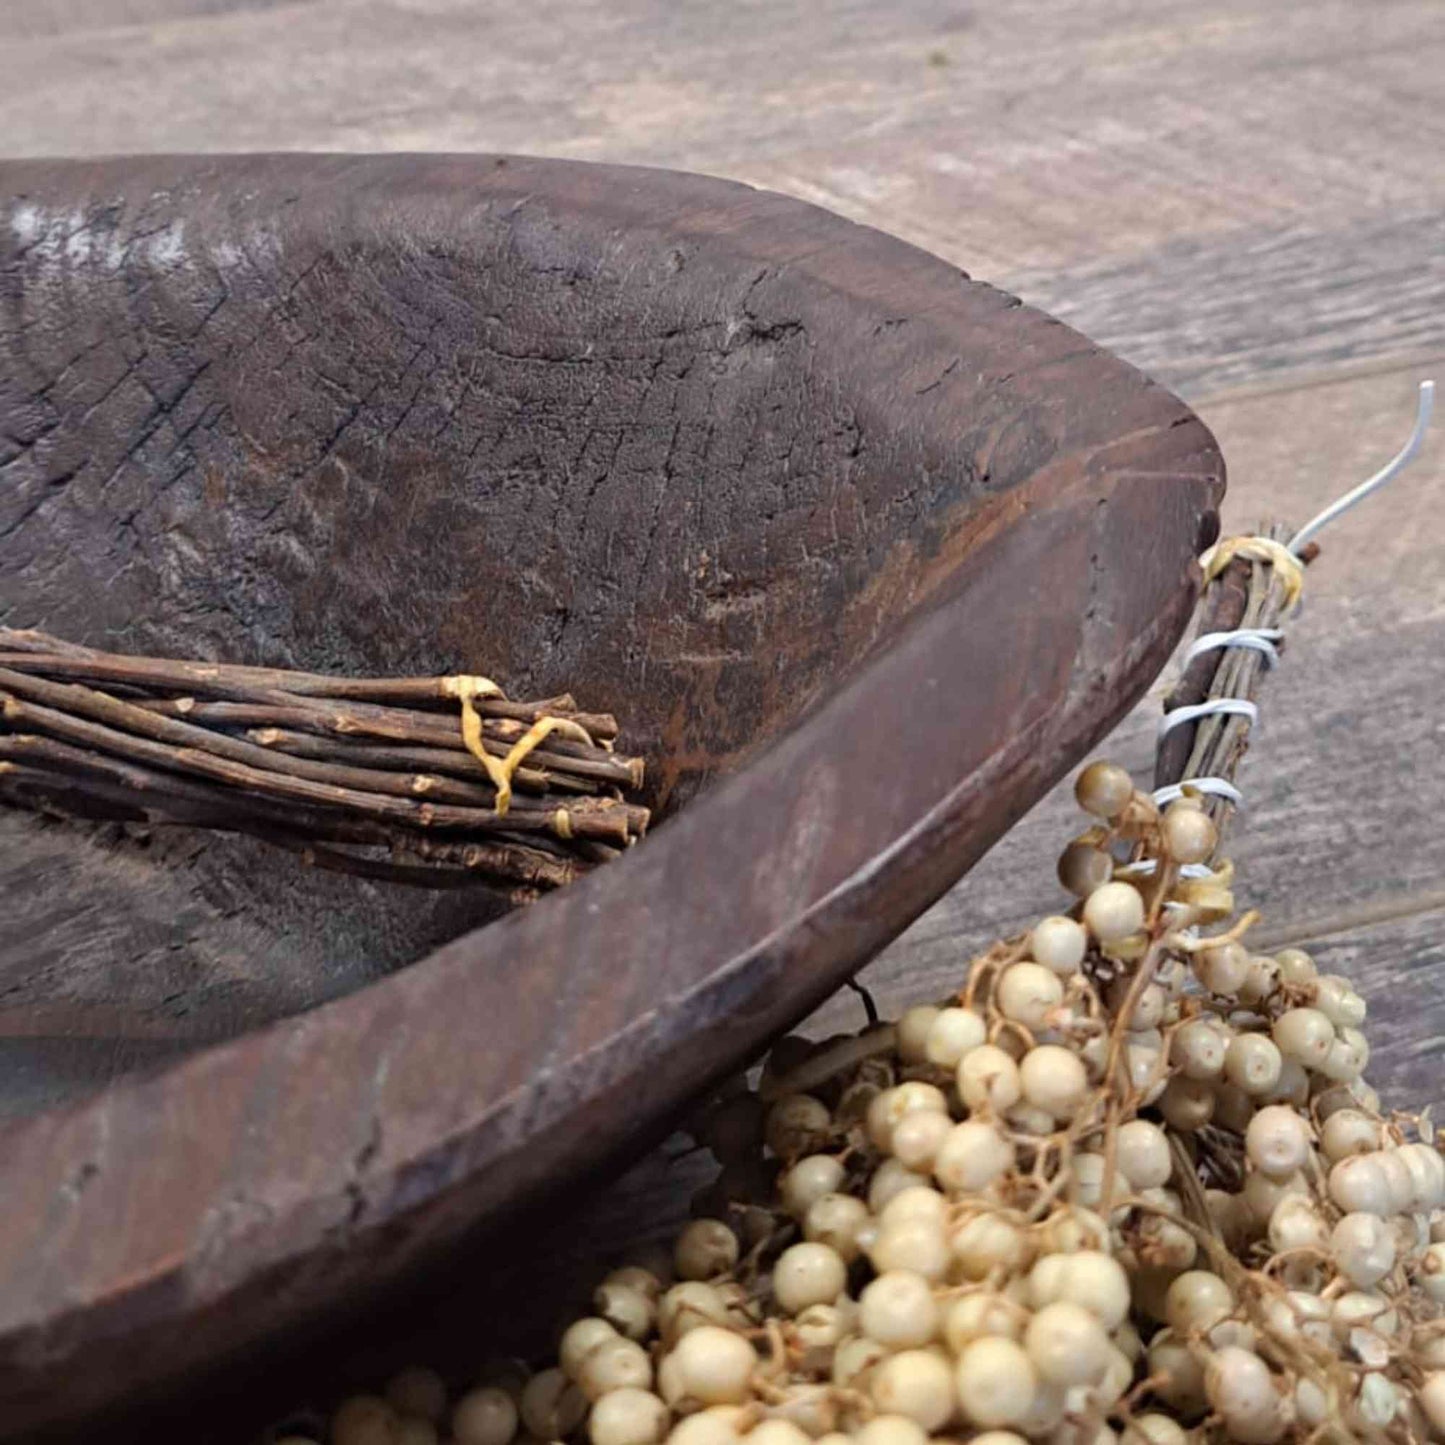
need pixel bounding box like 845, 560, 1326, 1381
0, 153, 1224, 1434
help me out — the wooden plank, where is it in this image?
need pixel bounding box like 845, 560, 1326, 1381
1, 0, 1441, 279
0, 0, 1440, 1198
3, 2, 1440, 397
1003, 213, 1445, 400
0, 0, 307, 43
0, 0, 1439, 1116
1301, 906, 1445, 1110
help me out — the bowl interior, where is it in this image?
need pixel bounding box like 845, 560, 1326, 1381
0, 156, 1227, 1442
1, 156, 997, 1114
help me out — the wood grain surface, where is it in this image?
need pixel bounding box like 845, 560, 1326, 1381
0, 0, 1442, 1431
0, 152, 1221, 1437
3, 0, 1442, 286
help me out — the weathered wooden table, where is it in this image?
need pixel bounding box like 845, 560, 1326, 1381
1, 0, 1442, 1429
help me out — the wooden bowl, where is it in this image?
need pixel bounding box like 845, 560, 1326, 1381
0, 154, 1222, 1436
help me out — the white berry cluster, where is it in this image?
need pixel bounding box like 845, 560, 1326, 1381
292, 761, 1444, 1445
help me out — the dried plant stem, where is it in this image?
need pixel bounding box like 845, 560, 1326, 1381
251, 833, 544, 898
1154, 557, 1252, 789
0, 680, 643, 843
1156, 523, 1312, 854
0, 737, 585, 891
242, 729, 601, 794
131, 698, 642, 786
0, 630, 617, 737
1183, 529, 1294, 813
0, 687, 644, 843
0, 628, 650, 892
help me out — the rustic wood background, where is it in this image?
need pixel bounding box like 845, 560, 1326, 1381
1, 0, 1442, 1416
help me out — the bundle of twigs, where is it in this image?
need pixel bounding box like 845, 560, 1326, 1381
0, 628, 649, 900
1155, 523, 1316, 839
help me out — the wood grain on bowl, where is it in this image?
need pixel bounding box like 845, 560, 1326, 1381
0, 153, 1220, 1436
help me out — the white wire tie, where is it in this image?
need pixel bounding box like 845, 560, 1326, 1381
1152, 777, 1245, 808
1183, 628, 1284, 669
1115, 859, 1215, 880
1147, 384, 1432, 848
1288, 380, 1434, 554
1157, 698, 1259, 742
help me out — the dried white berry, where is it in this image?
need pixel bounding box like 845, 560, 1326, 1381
780, 1155, 846, 1218
1165, 1270, 1233, 1337
869, 1349, 957, 1431
859, 1270, 939, 1348
803, 1192, 870, 1264
997, 963, 1065, 1030
958, 1044, 1023, 1114
1023, 1301, 1111, 1386
1272, 1007, 1334, 1068
1030, 916, 1088, 975
896, 1006, 943, 1064
954, 1336, 1038, 1427
452, 1389, 519, 1445
1331, 1212, 1396, 1288
1019, 1044, 1089, 1120
1245, 1104, 1311, 1178
674, 1220, 739, 1281
520, 1369, 588, 1438
589, 1389, 670, 1445
1115, 1119, 1171, 1189
1205, 1347, 1284, 1444
772, 1242, 847, 1313
669, 1327, 758, 1406
1029, 1251, 1130, 1329
934, 1119, 1014, 1193
1082, 882, 1146, 943
924, 1006, 987, 1067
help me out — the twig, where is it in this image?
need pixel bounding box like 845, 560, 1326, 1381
239, 730, 599, 795
1, 690, 640, 845
1155, 524, 1311, 857
1154, 557, 1252, 788
0, 629, 647, 893
2, 764, 538, 899
1184, 529, 1291, 775
0, 629, 95, 657
132, 698, 641, 787
0, 632, 618, 737
252, 831, 544, 899
0, 738, 585, 891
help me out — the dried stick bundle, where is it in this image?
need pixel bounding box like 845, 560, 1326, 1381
0, 628, 649, 896
1155, 524, 1316, 818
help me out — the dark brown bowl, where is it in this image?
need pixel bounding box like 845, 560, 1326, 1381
0, 153, 1222, 1437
